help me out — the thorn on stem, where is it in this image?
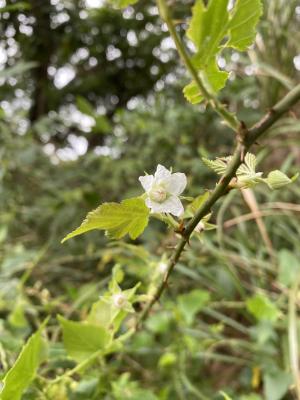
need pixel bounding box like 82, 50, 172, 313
174, 222, 185, 236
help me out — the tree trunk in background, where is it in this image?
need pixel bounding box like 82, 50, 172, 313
29, 0, 53, 124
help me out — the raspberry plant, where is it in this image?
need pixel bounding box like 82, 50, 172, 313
1, 1, 300, 399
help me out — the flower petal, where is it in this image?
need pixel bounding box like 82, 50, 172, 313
154, 164, 171, 182
163, 196, 184, 216
139, 175, 154, 191
146, 195, 184, 217
165, 173, 187, 195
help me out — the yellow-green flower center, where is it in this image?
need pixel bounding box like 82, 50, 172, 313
149, 184, 167, 203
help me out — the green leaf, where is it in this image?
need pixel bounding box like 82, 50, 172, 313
236, 153, 263, 187
112, 373, 159, 400
93, 115, 111, 134
278, 249, 300, 287
108, 0, 138, 8
203, 221, 217, 231
0, 326, 47, 400
178, 289, 210, 325
188, 192, 210, 214
8, 299, 28, 328
88, 299, 114, 329
187, 0, 229, 66
158, 352, 177, 368
227, 0, 263, 50
240, 395, 263, 400
202, 156, 231, 175
246, 294, 279, 322
183, 81, 203, 105
0, 2, 31, 13
0, 62, 37, 79
183, 60, 228, 104
264, 370, 292, 400
58, 316, 111, 362
88, 282, 139, 334
264, 170, 297, 190
188, 0, 262, 63
71, 378, 98, 398
62, 197, 150, 242
186, 0, 205, 49
236, 153, 257, 176
250, 321, 277, 345
203, 153, 263, 188
146, 312, 172, 334
219, 392, 233, 400
185, 0, 263, 102
76, 96, 95, 117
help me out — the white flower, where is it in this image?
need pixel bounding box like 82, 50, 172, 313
139, 164, 187, 216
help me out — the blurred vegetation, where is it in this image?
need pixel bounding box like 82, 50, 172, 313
0, 0, 300, 399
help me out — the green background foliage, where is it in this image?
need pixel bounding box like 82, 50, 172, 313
0, 0, 300, 399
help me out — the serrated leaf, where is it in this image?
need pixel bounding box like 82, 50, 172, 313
265, 170, 297, 190
236, 153, 257, 176
58, 316, 111, 362
189, 0, 262, 64
202, 156, 231, 175
188, 0, 229, 66
0, 326, 47, 400
236, 153, 263, 186
62, 197, 150, 242
186, 0, 205, 48
203, 153, 263, 187
227, 0, 263, 50
183, 60, 229, 104
183, 81, 203, 105
185, 0, 263, 101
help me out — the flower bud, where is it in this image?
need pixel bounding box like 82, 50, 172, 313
112, 293, 127, 309
195, 221, 205, 233
157, 261, 168, 274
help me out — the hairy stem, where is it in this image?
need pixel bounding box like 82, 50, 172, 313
50, 349, 103, 385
